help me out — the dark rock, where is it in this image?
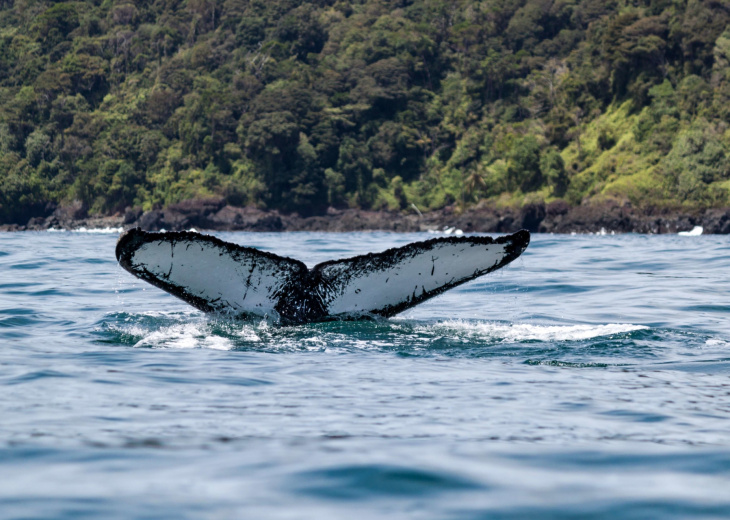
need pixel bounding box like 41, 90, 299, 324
123, 207, 143, 225
0, 223, 24, 231
44, 216, 60, 229
543, 202, 630, 234
167, 197, 225, 216
163, 198, 226, 229
208, 206, 280, 231
539, 201, 571, 233
519, 203, 546, 232
137, 210, 164, 231
673, 216, 697, 234
210, 206, 245, 229
160, 209, 190, 231
123, 197, 229, 231
26, 216, 48, 230
546, 200, 570, 217
53, 200, 87, 222
452, 208, 501, 232
496, 214, 517, 233
703, 208, 730, 234
251, 214, 283, 231
285, 209, 418, 232
130, 200, 229, 231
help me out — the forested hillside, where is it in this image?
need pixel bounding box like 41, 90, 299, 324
2, 0, 730, 224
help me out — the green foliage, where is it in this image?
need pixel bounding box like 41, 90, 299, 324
2, 0, 730, 222
660, 120, 730, 205
540, 148, 567, 196
508, 136, 542, 193
324, 168, 346, 208
0, 153, 48, 223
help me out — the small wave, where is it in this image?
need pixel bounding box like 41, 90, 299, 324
292, 463, 482, 499
416, 320, 648, 343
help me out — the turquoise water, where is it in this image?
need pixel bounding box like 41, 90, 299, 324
2, 230, 730, 519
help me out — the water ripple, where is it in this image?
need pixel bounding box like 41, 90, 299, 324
3, 232, 730, 519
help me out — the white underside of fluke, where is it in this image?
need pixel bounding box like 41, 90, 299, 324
320, 241, 508, 316
129, 237, 304, 318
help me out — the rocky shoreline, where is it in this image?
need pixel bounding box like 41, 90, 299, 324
4, 197, 730, 234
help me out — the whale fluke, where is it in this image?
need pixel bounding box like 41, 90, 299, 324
116, 228, 529, 324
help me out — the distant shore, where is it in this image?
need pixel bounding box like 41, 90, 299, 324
4, 198, 730, 235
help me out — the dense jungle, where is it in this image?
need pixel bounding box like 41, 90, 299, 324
2, 0, 730, 224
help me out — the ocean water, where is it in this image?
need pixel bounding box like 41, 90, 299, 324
1, 230, 730, 519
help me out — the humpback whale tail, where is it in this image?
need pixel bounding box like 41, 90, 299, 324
116, 228, 530, 325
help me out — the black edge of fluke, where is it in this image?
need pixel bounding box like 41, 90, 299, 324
116, 227, 144, 270
505, 228, 530, 260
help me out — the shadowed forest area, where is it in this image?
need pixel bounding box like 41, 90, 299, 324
2, 0, 730, 225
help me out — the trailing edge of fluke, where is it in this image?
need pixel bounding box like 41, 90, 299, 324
116, 228, 530, 325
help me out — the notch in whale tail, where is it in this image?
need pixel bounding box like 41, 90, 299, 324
116, 228, 530, 324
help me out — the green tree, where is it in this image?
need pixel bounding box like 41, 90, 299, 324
539, 147, 567, 196
508, 136, 542, 192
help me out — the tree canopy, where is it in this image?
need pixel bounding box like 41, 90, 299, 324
2, 0, 730, 223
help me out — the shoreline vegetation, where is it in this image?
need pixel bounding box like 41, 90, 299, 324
4, 1, 730, 229
4, 197, 730, 234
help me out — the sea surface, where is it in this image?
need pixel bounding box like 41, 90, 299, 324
1, 229, 730, 519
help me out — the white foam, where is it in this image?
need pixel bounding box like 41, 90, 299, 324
236, 326, 262, 342
419, 321, 648, 342
137, 310, 201, 318
442, 226, 464, 235
133, 323, 233, 350
679, 226, 703, 236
